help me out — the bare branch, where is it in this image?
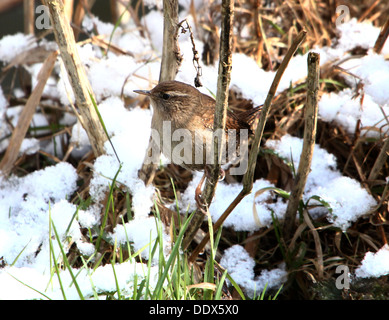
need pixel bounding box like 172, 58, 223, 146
183, 0, 234, 251
368, 137, 389, 181
373, 16, 389, 54
283, 52, 320, 239
139, 0, 181, 185
44, 0, 106, 157
159, 0, 181, 82
188, 30, 307, 262
23, 0, 34, 35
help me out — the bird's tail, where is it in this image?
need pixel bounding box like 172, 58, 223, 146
238, 105, 262, 133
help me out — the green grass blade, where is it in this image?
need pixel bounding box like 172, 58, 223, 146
49, 234, 66, 299
65, 206, 79, 236
88, 91, 121, 163
10, 239, 31, 267
111, 261, 122, 299
51, 220, 85, 300
106, 1, 131, 56
214, 269, 228, 300
48, 203, 66, 299
259, 282, 268, 300
151, 210, 195, 299
271, 285, 283, 300
6, 272, 52, 300
80, 256, 99, 300
95, 163, 122, 253
120, 216, 133, 262
225, 272, 246, 300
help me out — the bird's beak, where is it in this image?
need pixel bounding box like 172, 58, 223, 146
133, 89, 151, 96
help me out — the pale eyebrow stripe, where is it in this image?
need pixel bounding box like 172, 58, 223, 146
165, 91, 190, 97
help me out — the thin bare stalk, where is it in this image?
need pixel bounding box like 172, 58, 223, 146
303, 208, 323, 279
373, 17, 389, 54
110, 0, 131, 25
368, 137, 389, 181
188, 30, 308, 261
283, 52, 320, 239
358, 0, 380, 22
63, 0, 74, 22
139, 0, 181, 185
44, 0, 106, 157
73, 0, 96, 41
183, 0, 235, 250
159, 0, 180, 82
208, 0, 234, 202
23, 0, 34, 35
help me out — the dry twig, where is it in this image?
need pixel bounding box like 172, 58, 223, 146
23, 0, 34, 35
73, 0, 96, 40
159, 0, 181, 82
303, 209, 324, 279
188, 30, 307, 262
183, 0, 235, 251
283, 52, 320, 239
44, 0, 106, 157
368, 137, 389, 181
373, 16, 389, 54
139, 0, 181, 186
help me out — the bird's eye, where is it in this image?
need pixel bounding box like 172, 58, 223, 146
161, 93, 170, 100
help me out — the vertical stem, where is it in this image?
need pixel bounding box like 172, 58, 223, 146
63, 0, 74, 22
243, 30, 308, 195
188, 30, 307, 261
368, 136, 389, 181
183, 0, 234, 251
373, 17, 389, 54
110, 0, 131, 26
139, 0, 181, 185
44, 0, 106, 157
283, 52, 320, 239
159, 0, 180, 82
23, 0, 34, 35
73, 0, 96, 41
209, 0, 234, 196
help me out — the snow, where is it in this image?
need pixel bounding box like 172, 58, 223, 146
19, 138, 40, 156
355, 244, 389, 279
181, 172, 287, 231
0, 259, 160, 300
0, 33, 36, 63
0, 86, 6, 110
318, 89, 388, 137
335, 18, 388, 54
0, 105, 50, 153
110, 217, 171, 262
0, 10, 388, 299
319, 55, 389, 138
0, 162, 78, 269
341, 53, 389, 106
88, 97, 155, 216
220, 245, 287, 298
266, 134, 377, 230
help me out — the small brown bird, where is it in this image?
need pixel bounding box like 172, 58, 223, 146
134, 80, 260, 206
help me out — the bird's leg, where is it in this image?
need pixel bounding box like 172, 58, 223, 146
195, 167, 225, 213
218, 168, 225, 181
195, 168, 208, 211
